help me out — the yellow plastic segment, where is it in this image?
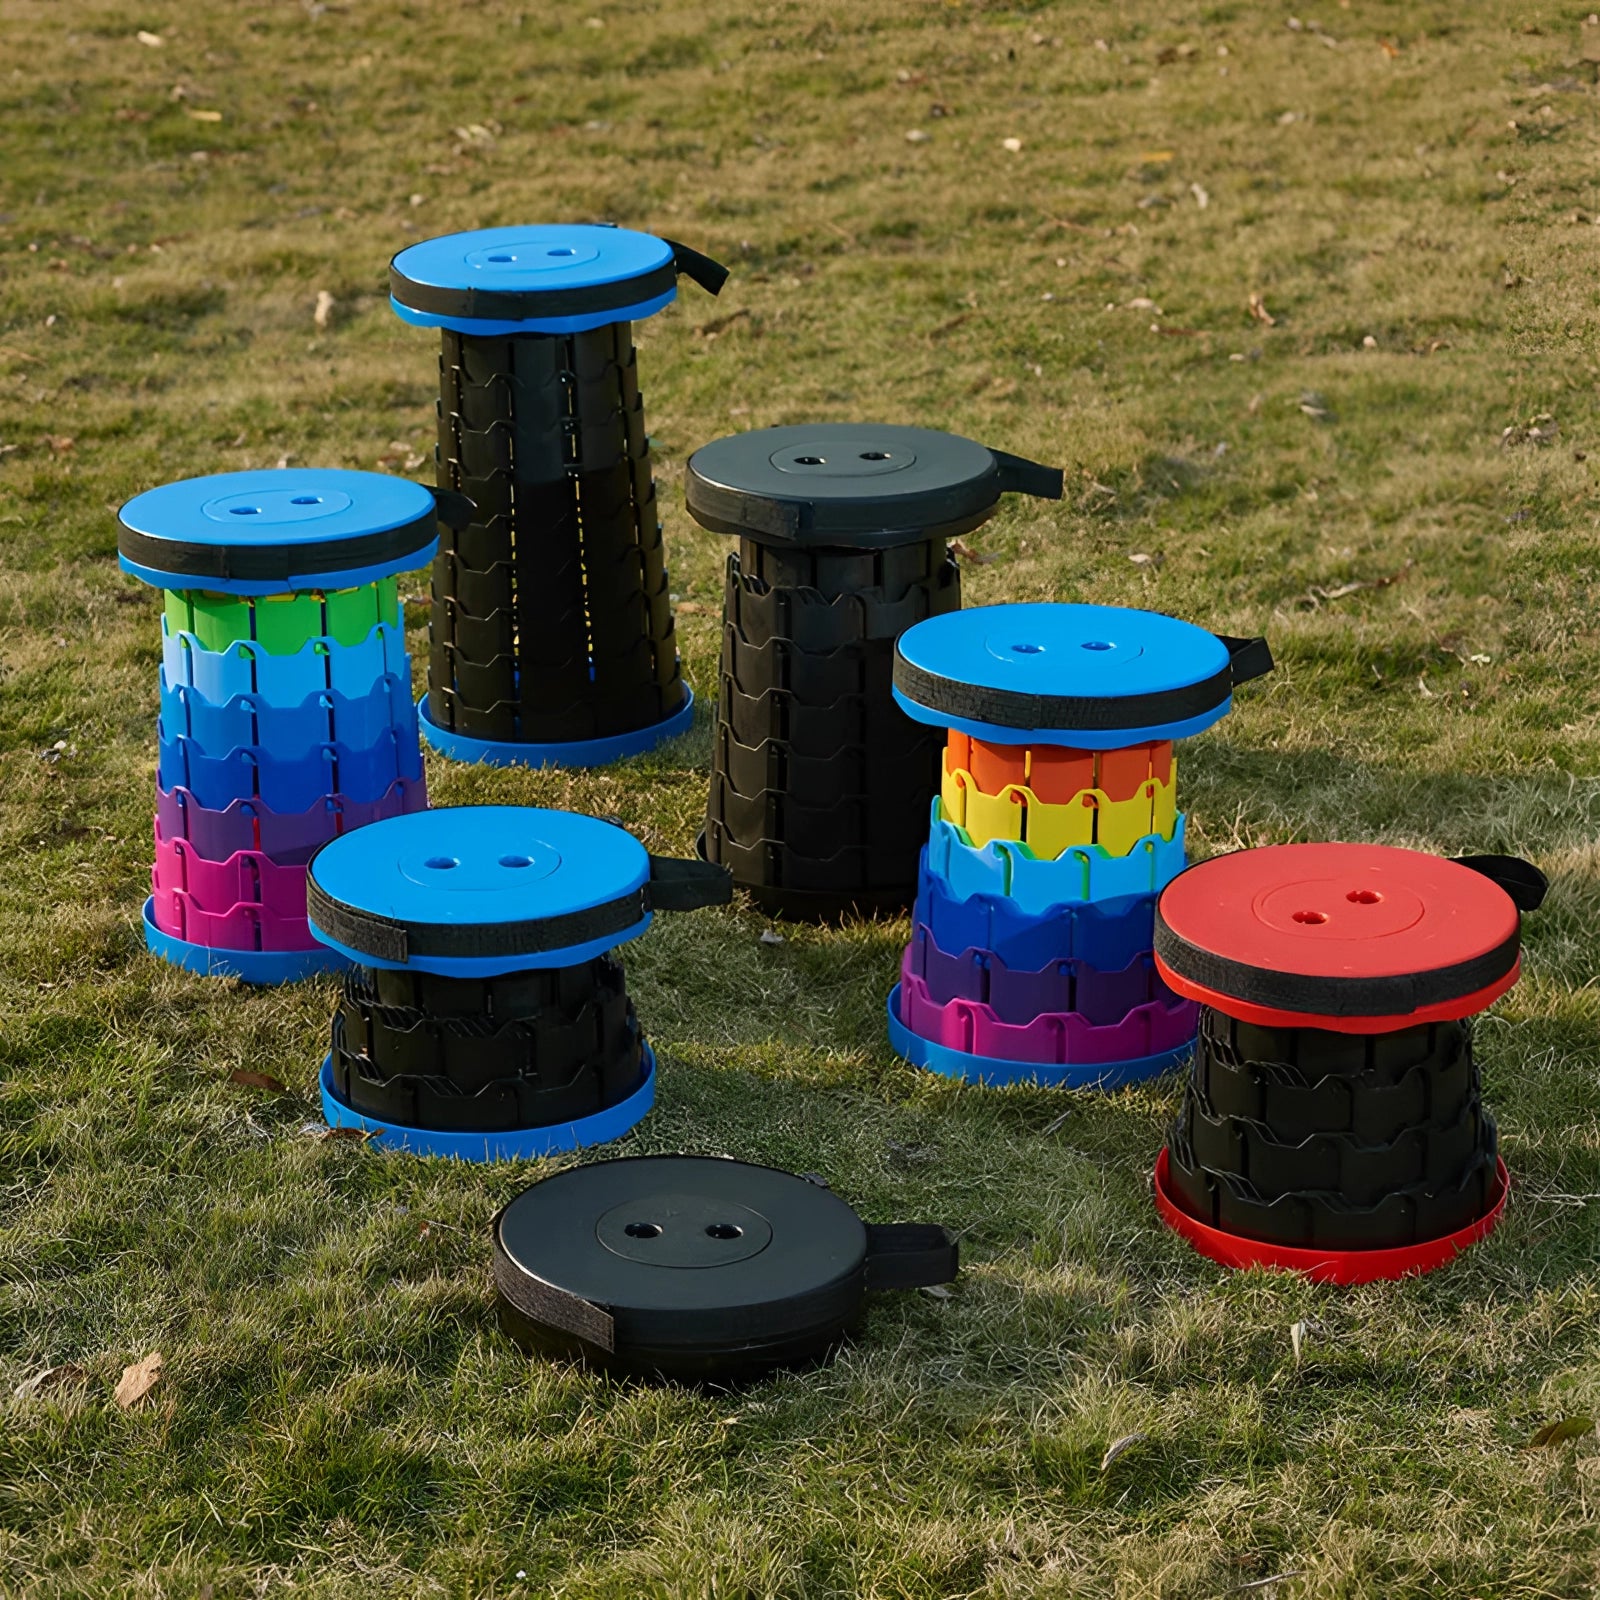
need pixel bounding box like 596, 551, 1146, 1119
940, 757, 1178, 859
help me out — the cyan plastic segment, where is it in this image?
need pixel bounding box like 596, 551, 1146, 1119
163, 577, 400, 656
903, 925, 1174, 1028
924, 802, 1188, 913
161, 617, 409, 708
157, 726, 424, 814
896, 971, 1198, 1067
159, 672, 417, 758
894, 603, 1238, 748
913, 869, 1161, 975
119, 469, 439, 595
155, 775, 427, 868
306, 805, 654, 976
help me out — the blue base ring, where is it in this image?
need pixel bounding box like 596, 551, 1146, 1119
319, 1043, 657, 1158
886, 984, 1190, 1090
142, 897, 349, 985
416, 688, 694, 769
390, 290, 676, 339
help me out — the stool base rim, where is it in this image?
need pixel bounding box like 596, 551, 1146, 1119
417, 690, 694, 770
886, 984, 1190, 1089
1152, 1146, 1509, 1283
318, 1043, 657, 1159
142, 897, 348, 985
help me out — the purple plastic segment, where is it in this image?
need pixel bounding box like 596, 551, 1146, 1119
896, 970, 1198, 1066
903, 926, 1177, 1027
153, 774, 427, 867
152, 826, 310, 919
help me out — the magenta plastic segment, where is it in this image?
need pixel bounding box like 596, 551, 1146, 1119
902, 925, 1181, 1028
152, 826, 310, 920
149, 884, 321, 952
153, 775, 427, 867
896, 970, 1198, 1066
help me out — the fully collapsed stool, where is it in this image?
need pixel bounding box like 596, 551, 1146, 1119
1153, 843, 1546, 1282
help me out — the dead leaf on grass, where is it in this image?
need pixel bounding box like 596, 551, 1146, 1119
313, 289, 335, 330
674, 600, 714, 616
696, 307, 751, 339
1100, 1432, 1147, 1471
1528, 1416, 1595, 1448
1298, 560, 1413, 610
1290, 1319, 1307, 1364
186, 109, 223, 123
14, 1363, 89, 1400
950, 539, 998, 566
114, 1352, 163, 1410
40, 434, 74, 454
229, 1069, 288, 1093
136, 29, 163, 46
1247, 292, 1276, 326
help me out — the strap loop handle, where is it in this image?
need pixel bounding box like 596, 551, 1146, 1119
863, 1223, 960, 1291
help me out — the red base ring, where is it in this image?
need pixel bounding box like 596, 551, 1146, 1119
1152, 1147, 1509, 1284
1153, 954, 1519, 1035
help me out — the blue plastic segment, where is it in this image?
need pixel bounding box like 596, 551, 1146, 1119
157, 727, 423, 814
141, 897, 348, 985
307, 805, 653, 976
318, 1045, 656, 1158
924, 803, 1188, 913
913, 869, 1159, 975
160, 672, 417, 758
894, 603, 1235, 747
119, 469, 438, 595
390, 225, 677, 335
416, 688, 694, 770
886, 986, 1188, 1091
162, 617, 409, 708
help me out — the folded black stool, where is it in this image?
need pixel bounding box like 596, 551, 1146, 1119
389, 225, 727, 767
493, 1155, 958, 1383
686, 424, 1063, 921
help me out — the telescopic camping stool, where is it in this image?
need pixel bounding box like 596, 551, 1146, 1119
118, 468, 451, 984
886, 602, 1274, 1089
685, 424, 1064, 922
307, 805, 731, 1158
389, 224, 728, 768
492, 1155, 959, 1383
1152, 843, 1547, 1283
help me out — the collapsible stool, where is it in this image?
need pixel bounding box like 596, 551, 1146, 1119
389, 224, 727, 767
1153, 844, 1546, 1282
493, 1155, 959, 1384
886, 603, 1273, 1087
307, 805, 731, 1158
118, 469, 446, 983
686, 424, 1064, 921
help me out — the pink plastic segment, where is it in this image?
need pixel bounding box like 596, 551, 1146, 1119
896, 970, 1198, 1066
148, 884, 320, 952
152, 826, 310, 920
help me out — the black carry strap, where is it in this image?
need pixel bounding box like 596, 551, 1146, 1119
423, 485, 476, 533
663, 238, 730, 298
647, 855, 733, 911
989, 449, 1065, 502
1454, 855, 1548, 912
862, 1224, 960, 1291
308, 851, 729, 966
1217, 633, 1275, 687
493, 1241, 617, 1353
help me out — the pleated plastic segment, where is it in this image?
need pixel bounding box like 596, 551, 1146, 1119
940, 762, 1178, 859
164, 579, 400, 655
428, 321, 686, 746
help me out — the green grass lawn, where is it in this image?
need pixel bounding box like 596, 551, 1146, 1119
4, 1, 1600, 1594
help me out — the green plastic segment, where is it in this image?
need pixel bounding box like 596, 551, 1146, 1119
163, 577, 401, 655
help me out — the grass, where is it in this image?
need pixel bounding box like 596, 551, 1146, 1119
3, 0, 1600, 1594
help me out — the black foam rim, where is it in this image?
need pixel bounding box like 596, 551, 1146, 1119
1153, 915, 1523, 1021
116, 487, 469, 586
892, 632, 1273, 735
307, 854, 731, 966
391, 238, 727, 323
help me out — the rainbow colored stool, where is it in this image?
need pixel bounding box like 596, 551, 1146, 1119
118, 469, 448, 983
308, 805, 730, 1159
886, 603, 1273, 1089
390, 224, 726, 768
1153, 843, 1545, 1282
